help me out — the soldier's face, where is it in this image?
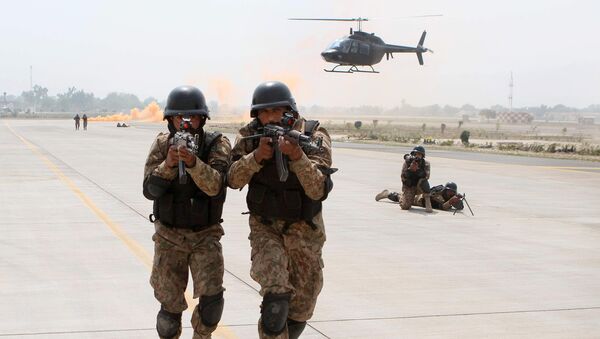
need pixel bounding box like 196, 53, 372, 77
257, 107, 286, 125
172, 115, 204, 131
414, 152, 424, 159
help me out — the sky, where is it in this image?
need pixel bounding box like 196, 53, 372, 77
1, 0, 599, 109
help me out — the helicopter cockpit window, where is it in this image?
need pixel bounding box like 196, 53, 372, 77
327, 39, 342, 50
359, 43, 370, 55
328, 38, 352, 53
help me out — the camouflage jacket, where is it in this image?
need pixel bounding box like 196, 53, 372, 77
417, 187, 464, 211
401, 158, 430, 187
227, 117, 332, 201
143, 131, 231, 197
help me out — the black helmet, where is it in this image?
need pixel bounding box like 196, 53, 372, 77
250, 81, 298, 118
410, 145, 426, 156
445, 182, 458, 192
163, 86, 209, 119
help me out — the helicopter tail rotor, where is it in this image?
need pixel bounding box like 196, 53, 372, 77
416, 30, 431, 65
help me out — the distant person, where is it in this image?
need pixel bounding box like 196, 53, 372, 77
375, 145, 432, 212
377, 181, 464, 211
142, 86, 231, 339
82, 114, 88, 130
73, 114, 80, 130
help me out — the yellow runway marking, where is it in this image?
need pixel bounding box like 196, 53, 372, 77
5, 122, 238, 339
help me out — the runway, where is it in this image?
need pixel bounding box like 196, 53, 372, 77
1, 120, 599, 338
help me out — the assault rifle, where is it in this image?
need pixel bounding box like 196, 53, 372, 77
453, 193, 474, 216
171, 117, 199, 184
241, 114, 323, 182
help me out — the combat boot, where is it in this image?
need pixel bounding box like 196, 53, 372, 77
375, 189, 389, 201
423, 194, 433, 213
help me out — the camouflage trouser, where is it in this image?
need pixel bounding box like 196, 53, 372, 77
248, 213, 326, 339
150, 221, 225, 339
400, 179, 430, 210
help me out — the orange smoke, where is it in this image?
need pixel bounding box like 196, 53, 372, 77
89, 102, 164, 122
131, 101, 163, 122
89, 113, 132, 122
209, 78, 235, 105
261, 72, 303, 97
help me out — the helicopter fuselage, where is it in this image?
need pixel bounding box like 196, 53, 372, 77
320, 31, 427, 67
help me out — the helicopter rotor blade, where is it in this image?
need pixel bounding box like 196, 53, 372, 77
288, 17, 369, 22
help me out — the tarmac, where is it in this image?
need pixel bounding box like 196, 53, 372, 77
1, 119, 600, 339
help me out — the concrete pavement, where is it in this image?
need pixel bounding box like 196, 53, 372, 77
1, 120, 599, 338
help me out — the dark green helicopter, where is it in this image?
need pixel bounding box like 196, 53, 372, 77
289, 17, 438, 73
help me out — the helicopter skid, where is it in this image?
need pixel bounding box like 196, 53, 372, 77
324, 64, 379, 74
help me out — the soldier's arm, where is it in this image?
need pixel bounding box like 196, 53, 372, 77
400, 161, 409, 183
289, 128, 332, 201
186, 135, 232, 197
227, 135, 262, 189
143, 134, 177, 200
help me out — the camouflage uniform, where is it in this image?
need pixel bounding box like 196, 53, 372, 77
228, 117, 332, 339
415, 186, 464, 211
399, 158, 430, 210
144, 131, 231, 339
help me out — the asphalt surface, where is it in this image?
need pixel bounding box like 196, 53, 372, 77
1, 120, 599, 338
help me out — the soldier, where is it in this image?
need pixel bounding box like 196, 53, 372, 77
73, 113, 80, 130
375, 145, 432, 212
228, 81, 335, 339
415, 181, 464, 211
143, 86, 231, 339
82, 113, 88, 130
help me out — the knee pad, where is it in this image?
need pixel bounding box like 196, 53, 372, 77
260, 293, 291, 336
198, 291, 224, 327
156, 307, 182, 339
388, 192, 400, 202
287, 319, 307, 339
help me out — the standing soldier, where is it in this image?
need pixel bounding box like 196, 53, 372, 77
73, 113, 80, 130
375, 145, 432, 212
228, 81, 335, 339
143, 86, 231, 339
82, 113, 88, 130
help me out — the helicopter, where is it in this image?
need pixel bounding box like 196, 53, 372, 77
289, 17, 438, 73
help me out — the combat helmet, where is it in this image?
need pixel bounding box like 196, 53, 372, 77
250, 81, 298, 118
410, 145, 426, 157
163, 86, 210, 119
445, 182, 458, 192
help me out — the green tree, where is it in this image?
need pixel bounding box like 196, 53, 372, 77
460, 130, 470, 145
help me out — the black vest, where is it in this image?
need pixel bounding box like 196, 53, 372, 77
153, 132, 226, 230
246, 120, 327, 222
247, 160, 322, 222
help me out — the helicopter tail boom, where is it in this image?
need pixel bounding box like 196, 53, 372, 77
383, 30, 431, 65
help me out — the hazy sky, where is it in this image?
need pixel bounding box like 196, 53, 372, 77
1, 0, 599, 108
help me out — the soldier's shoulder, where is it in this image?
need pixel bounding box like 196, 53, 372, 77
151, 132, 171, 151
155, 132, 170, 143
238, 122, 258, 137
303, 118, 330, 139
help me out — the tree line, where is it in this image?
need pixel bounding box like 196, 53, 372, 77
3, 85, 160, 114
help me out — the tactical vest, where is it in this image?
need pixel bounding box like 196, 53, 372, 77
246, 120, 328, 223
152, 131, 226, 230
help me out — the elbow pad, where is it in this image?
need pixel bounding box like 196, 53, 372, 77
318, 167, 338, 202
143, 175, 171, 200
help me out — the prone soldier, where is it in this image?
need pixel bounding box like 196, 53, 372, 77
415, 182, 464, 211
143, 86, 231, 339
228, 81, 335, 339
